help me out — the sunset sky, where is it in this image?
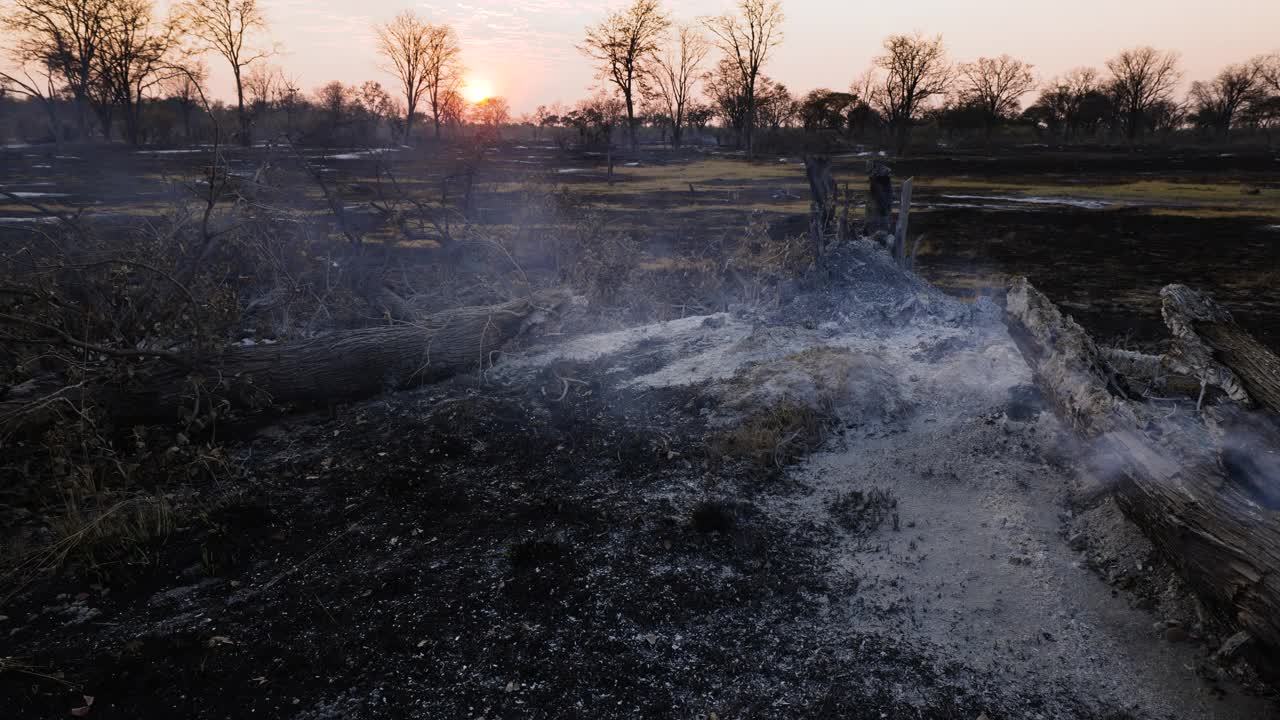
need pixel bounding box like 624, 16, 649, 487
215, 0, 1278, 113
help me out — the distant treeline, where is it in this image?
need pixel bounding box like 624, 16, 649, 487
2, 0, 1278, 152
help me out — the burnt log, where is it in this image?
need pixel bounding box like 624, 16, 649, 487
1005, 277, 1280, 676
2, 291, 571, 434
1161, 284, 1279, 412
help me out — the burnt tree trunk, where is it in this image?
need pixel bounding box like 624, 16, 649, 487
866, 162, 893, 235
804, 155, 836, 264
893, 177, 913, 267
3, 292, 570, 435
118, 291, 569, 424
1005, 277, 1280, 676
803, 154, 836, 229
1160, 284, 1280, 413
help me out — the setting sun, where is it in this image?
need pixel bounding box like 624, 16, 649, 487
462, 77, 494, 104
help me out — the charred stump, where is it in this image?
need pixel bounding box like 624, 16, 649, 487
866, 162, 894, 235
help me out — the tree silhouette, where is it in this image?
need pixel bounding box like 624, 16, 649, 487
703, 0, 783, 158
581, 0, 670, 150
375, 11, 462, 142
180, 0, 271, 146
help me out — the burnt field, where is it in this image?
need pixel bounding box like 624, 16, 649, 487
3, 141, 1280, 719
4, 141, 1277, 348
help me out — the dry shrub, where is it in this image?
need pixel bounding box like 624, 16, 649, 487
828, 488, 898, 536
724, 347, 908, 426
728, 211, 815, 280
553, 204, 642, 305
709, 396, 838, 473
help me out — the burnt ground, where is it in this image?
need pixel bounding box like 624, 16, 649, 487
4, 240, 1277, 719
1, 348, 1077, 719
3, 143, 1280, 718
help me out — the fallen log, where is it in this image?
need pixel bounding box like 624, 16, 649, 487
1005, 277, 1280, 676
3, 290, 571, 433
1161, 284, 1280, 412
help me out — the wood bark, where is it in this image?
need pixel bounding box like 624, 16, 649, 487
1160, 284, 1280, 412
803, 154, 836, 229
1004, 277, 1280, 675
866, 162, 893, 235
893, 177, 913, 267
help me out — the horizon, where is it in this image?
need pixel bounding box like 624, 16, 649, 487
188, 0, 1280, 113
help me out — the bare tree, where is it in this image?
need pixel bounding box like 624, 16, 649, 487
421, 24, 462, 141
374, 11, 463, 142
957, 54, 1035, 141
0, 41, 65, 143
241, 61, 279, 134
180, 0, 270, 146
437, 87, 468, 131
164, 58, 206, 139
1190, 63, 1261, 138
3, 0, 112, 139
580, 0, 670, 150
1254, 52, 1280, 94
703, 0, 783, 158
471, 95, 510, 127
644, 24, 708, 148
1105, 46, 1181, 141
869, 32, 953, 155
242, 62, 275, 111
315, 80, 349, 135
1027, 67, 1107, 141
95, 0, 180, 145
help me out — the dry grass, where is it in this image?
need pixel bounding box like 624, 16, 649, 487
828, 488, 898, 536
920, 176, 1280, 218
709, 396, 838, 473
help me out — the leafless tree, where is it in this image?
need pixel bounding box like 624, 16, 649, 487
164, 58, 206, 138
437, 87, 468, 130
471, 95, 510, 127
1190, 63, 1262, 138
1254, 52, 1280, 94
180, 0, 271, 145
957, 54, 1035, 140
580, 0, 670, 150
0, 43, 64, 142
242, 61, 280, 133
869, 32, 953, 155
1105, 46, 1181, 141
1030, 67, 1106, 141
315, 80, 349, 134
374, 11, 463, 142
703, 0, 783, 158
644, 24, 708, 148
95, 0, 180, 145
3, 0, 112, 138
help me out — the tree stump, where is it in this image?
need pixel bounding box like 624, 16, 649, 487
866, 162, 893, 235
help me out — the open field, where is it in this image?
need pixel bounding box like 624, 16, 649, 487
4, 141, 1279, 347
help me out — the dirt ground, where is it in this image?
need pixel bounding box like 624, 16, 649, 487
3, 239, 1276, 719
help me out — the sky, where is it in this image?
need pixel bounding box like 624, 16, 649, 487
201, 0, 1280, 114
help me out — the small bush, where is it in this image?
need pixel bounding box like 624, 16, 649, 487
709, 396, 837, 474
828, 488, 897, 537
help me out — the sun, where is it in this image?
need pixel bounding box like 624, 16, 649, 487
462, 77, 494, 104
